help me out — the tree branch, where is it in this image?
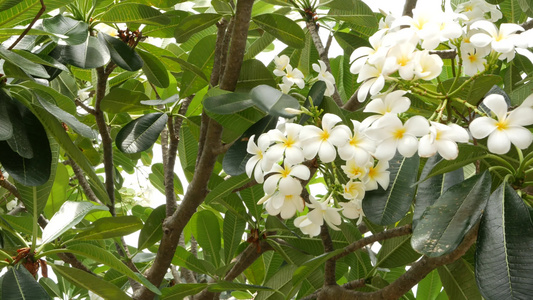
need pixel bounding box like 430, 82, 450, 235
7, 0, 45, 50
402, 0, 417, 17
66, 158, 104, 206
320, 225, 336, 285
134, 1, 255, 298
0, 177, 20, 199
305, 20, 343, 106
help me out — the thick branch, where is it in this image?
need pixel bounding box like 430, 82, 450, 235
305, 20, 343, 106
66, 158, 104, 205
0, 178, 20, 199
521, 19, 533, 30
402, 0, 417, 17
320, 225, 336, 285
134, 1, 254, 299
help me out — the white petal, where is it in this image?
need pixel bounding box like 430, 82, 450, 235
506, 126, 533, 149
418, 135, 437, 158
246, 156, 259, 177
290, 165, 311, 180
404, 116, 429, 136
398, 135, 419, 157
471, 20, 498, 37
307, 209, 325, 226
469, 117, 497, 139
469, 33, 492, 48
374, 138, 398, 160
369, 75, 385, 96
507, 107, 533, 126
487, 130, 511, 154
263, 175, 280, 195
322, 113, 342, 131
318, 142, 337, 163
436, 139, 459, 160
483, 94, 508, 120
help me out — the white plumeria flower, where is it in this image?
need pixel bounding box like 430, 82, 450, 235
263, 163, 310, 195
342, 180, 366, 200
469, 94, 533, 154
460, 42, 489, 76
365, 115, 430, 160
266, 123, 304, 165
273, 55, 290, 76
300, 113, 351, 163
341, 158, 371, 180
356, 56, 391, 102
392, 7, 443, 49
362, 90, 411, 127
258, 189, 305, 219
455, 0, 502, 23
470, 21, 524, 59
418, 122, 470, 160
339, 199, 365, 224
413, 50, 443, 80
313, 60, 336, 96
294, 214, 321, 237
246, 134, 273, 183
337, 120, 376, 163
279, 82, 292, 94
384, 41, 417, 80
363, 160, 390, 191
350, 29, 390, 74
299, 196, 343, 232
280, 65, 305, 89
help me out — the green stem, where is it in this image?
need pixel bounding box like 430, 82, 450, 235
486, 154, 517, 172
488, 166, 514, 175
450, 97, 486, 116
34, 249, 72, 260
0, 249, 13, 262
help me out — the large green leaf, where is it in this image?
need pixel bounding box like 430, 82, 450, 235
207, 282, 272, 292
203, 92, 254, 115
0, 45, 49, 78
239, 185, 266, 223
137, 48, 170, 88
475, 183, 533, 300
138, 204, 166, 250
222, 115, 278, 176
424, 144, 487, 179
172, 246, 216, 275
362, 152, 420, 225
252, 14, 305, 48
1, 91, 30, 156
42, 15, 88, 45
250, 85, 300, 118
193, 210, 222, 268
413, 154, 464, 229
0, 91, 13, 140
41, 201, 109, 245
377, 235, 421, 268
236, 59, 276, 92
292, 249, 343, 288
148, 163, 183, 195
256, 265, 299, 300
0, 103, 52, 186
204, 173, 250, 204
416, 269, 442, 300
174, 13, 220, 43
223, 211, 246, 264
73, 216, 143, 240
411, 172, 491, 257
101, 3, 170, 25
328, 0, 377, 27
0, 0, 72, 28
180, 35, 216, 97
2, 266, 50, 300
0, 0, 23, 11
438, 259, 481, 300
116, 112, 168, 154
244, 32, 276, 60
99, 33, 143, 71
100, 87, 149, 113
143, 10, 190, 38
51, 264, 130, 300
54, 36, 110, 69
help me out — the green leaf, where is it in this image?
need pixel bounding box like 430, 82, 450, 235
141, 94, 179, 106
2, 266, 50, 300
412, 172, 491, 257
250, 85, 300, 118
252, 14, 305, 48
256, 265, 299, 300
138, 204, 166, 250
0, 45, 49, 78
236, 59, 276, 92
73, 216, 143, 240
42, 15, 89, 45
148, 163, 183, 195
475, 183, 533, 300
172, 246, 216, 275
425, 144, 487, 179
99, 33, 143, 71
413, 154, 464, 228
416, 270, 442, 300
205, 173, 250, 204
438, 259, 481, 300
36, 94, 96, 139
11, 50, 69, 72
100, 87, 149, 113
0, 0, 23, 11
222, 115, 278, 176
377, 235, 421, 268
54, 36, 110, 69
180, 35, 216, 97
292, 249, 343, 287
116, 112, 168, 154
0, 91, 13, 140
0, 103, 52, 186
51, 264, 131, 300
161, 283, 208, 300
41, 201, 109, 245
0, 0, 73, 28
137, 48, 169, 88
1, 92, 30, 156
101, 3, 170, 25
142, 10, 190, 38
240, 185, 266, 223
328, 0, 377, 27
208, 281, 272, 292
193, 210, 222, 268
223, 211, 246, 264
244, 32, 276, 60
174, 13, 220, 43
362, 152, 420, 225
203, 92, 254, 115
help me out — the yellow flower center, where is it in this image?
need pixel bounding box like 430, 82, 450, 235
367, 166, 376, 179
393, 128, 406, 139
281, 166, 291, 178
284, 137, 295, 148
349, 136, 360, 146
464, 5, 473, 12
398, 56, 409, 66
468, 53, 478, 63
321, 130, 330, 141
496, 120, 508, 131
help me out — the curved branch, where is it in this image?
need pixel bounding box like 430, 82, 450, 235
402, 0, 417, 17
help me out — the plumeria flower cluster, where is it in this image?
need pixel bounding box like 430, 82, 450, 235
350, 0, 533, 100
273, 55, 336, 96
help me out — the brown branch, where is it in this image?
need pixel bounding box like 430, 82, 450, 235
7, 0, 45, 50
134, 1, 255, 299
305, 20, 343, 107
0, 178, 20, 199
211, 18, 229, 87
429, 49, 457, 60
75, 99, 96, 115
318, 224, 478, 299
57, 253, 96, 275
320, 225, 336, 285
332, 224, 412, 261
342, 92, 361, 112
66, 158, 104, 206
402, 0, 417, 17
302, 278, 366, 300
521, 19, 533, 30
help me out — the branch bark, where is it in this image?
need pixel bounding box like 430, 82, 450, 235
402, 0, 417, 17
134, 1, 255, 298
320, 225, 336, 286
66, 158, 104, 206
